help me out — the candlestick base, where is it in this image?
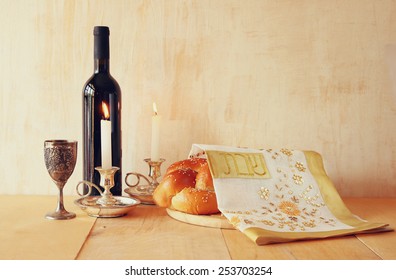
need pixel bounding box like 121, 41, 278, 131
75, 166, 141, 217
124, 158, 165, 205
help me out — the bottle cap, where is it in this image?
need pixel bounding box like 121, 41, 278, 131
94, 26, 110, 36
93, 26, 110, 59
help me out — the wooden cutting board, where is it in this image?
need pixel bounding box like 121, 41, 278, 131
166, 208, 235, 229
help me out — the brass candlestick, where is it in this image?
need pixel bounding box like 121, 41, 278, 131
76, 167, 120, 206
124, 158, 165, 204
95, 167, 120, 205
75, 166, 141, 217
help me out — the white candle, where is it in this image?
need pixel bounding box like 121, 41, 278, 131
101, 102, 112, 169
151, 102, 161, 161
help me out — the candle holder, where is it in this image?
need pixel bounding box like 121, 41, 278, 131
75, 166, 140, 217
124, 158, 165, 204
95, 167, 120, 205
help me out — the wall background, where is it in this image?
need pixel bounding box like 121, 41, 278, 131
0, 0, 395, 197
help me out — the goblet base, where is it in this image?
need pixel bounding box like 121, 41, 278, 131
45, 210, 76, 220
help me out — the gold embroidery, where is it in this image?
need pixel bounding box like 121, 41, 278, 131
295, 161, 306, 172
280, 148, 293, 156
292, 174, 303, 185
258, 187, 270, 200
271, 151, 279, 159
275, 184, 283, 191
278, 200, 301, 216
303, 220, 316, 228
244, 219, 253, 225
230, 216, 241, 227
206, 151, 270, 179
260, 220, 275, 226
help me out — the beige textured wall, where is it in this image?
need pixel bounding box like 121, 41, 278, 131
0, 0, 395, 197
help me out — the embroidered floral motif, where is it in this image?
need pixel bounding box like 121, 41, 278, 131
295, 161, 306, 172
278, 200, 301, 216
280, 148, 293, 157
292, 174, 303, 185
260, 220, 275, 226
258, 187, 270, 200
230, 216, 241, 227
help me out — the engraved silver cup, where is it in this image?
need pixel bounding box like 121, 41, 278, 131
44, 140, 77, 220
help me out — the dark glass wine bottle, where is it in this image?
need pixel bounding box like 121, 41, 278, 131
82, 26, 122, 196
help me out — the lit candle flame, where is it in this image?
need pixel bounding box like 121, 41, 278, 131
102, 102, 110, 119
152, 102, 158, 116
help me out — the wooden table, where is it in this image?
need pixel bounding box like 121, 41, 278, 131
0, 195, 395, 260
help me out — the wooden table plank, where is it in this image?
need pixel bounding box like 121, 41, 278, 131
77, 198, 395, 260
0, 195, 95, 260
2, 195, 392, 260
222, 229, 381, 259
76, 205, 231, 260
343, 198, 396, 260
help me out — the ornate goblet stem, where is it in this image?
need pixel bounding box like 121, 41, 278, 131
49, 181, 75, 219
44, 140, 77, 220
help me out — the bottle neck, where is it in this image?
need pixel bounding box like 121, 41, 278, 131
94, 59, 110, 73
93, 27, 110, 73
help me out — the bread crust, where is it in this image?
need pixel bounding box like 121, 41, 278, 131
171, 187, 218, 215
152, 158, 219, 214
166, 157, 207, 173
152, 168, 197, 207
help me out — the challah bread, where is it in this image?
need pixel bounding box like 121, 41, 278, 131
171, 187, 218, 215
152, 168, 197, 208
194, 162, 214, 191
166, 157, 207, 174
152, 158, 219, 215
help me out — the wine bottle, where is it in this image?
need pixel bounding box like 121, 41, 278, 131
82, 26, 122, 196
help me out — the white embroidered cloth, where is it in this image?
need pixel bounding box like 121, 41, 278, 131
188, 144, 390, 245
